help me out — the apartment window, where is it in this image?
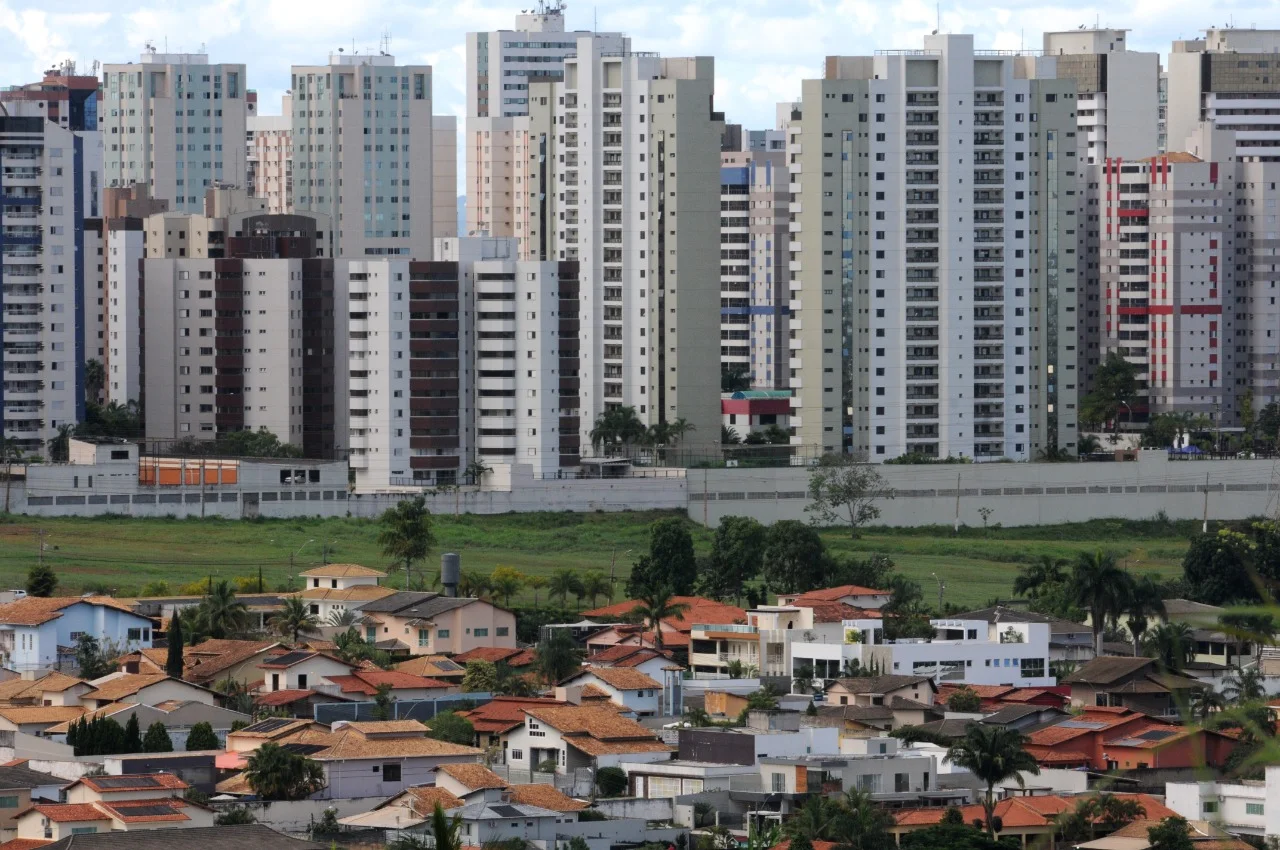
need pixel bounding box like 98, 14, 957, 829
382, 764, 402, 782
1246, 803, 1264, 816
771, 773, 786, 792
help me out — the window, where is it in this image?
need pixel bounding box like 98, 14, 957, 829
127, 628, 143, 641
383, 763, 402, 782
71, 828, 98, 835
771, 773, 786, 792
496, 627, 510, 637
511, 749, 524, 761
437, 629, 450, 638
418, 629, 430, 647
1020, 657, 1046, 679
366, 627, 377, 643
474, 628, 489, 638
1246, 803, 1264, 816
0, 796, 18, 808
1203, 802, 1219, 815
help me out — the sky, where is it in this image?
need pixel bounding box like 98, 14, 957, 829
0, 0, 1270, 193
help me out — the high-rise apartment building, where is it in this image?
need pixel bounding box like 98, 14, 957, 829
0, 114, 91, 455
1168, 28, 1280, 163
290, 54, 456, 259
516, 39, 723, 454
101, 51, 249, 212
246, 97, 292, 214
787, 35, 1080, 461
720, 144, 789, 390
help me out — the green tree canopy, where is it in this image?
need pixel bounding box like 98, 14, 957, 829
425, 711, 475, 746
762, 520, 827, 593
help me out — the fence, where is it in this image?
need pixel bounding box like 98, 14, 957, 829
314, 693, 492, 725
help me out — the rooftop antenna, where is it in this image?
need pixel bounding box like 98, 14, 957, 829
380, 28, 392, 56
936, 2, 941, 34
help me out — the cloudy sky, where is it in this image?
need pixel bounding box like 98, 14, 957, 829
0, 0, 1263, 189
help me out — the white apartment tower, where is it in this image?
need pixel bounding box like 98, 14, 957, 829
1168, 28, 1280, 163
788, 35, 1081, 461
101, 52, 248, 212
290, 54, 457, 259
246, 97, 292, 214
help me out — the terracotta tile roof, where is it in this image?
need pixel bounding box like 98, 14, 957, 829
457, 697, 568, 734
521, 705, 672, 756
0, 598, 96, 626
229, 718, 316, 740
579, 684, 612, 699
830, 675, 935, 695
1001, 688, 1067, 703
895, 795, 1176, 830
259, 650, 353, 670
181, 639, 282, 683
586, 645, 674, 667
1024, 747, 1092, 765
939, 684, 1015, 700
0, 673, 87, 704
0, 679, 39, 701
506, 784, 589, 812
437, 763, 508, 790
788, 585, 887, 601
28, 673, 87, 694
74, 773, 187, 792
394, 656, 466, 679
1145, 152, 1203, 164
99, 798, 190, 823
0, 706, 85, 725
1063, 656, 1156, 686
24, 803, 110, 823
327, 671, 454, 695
295, 586, 398, 602
0, 839, 54, 850
453, 647, 529, 665
254, 689, 317, 707
310, 725, 481, 760
582, 596, 746, 631
390, 786, 465, 814
1105, 724, 1229, 750
214, 772, 254, 795
343, 720, 429, 735
798, 600, 883, 623
300, 564, 386, 578
566, 666, 661, 691
82, 673, 176, 702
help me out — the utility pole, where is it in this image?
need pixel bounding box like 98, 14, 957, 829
1202, 471, 1211, 534
953, 472, 962, 535
36, 529, 44, 569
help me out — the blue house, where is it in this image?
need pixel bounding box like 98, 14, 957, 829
0, 596, 156, 672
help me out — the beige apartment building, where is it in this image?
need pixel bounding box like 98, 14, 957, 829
246, 97, 292, 214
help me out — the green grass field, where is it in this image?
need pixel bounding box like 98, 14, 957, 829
0, 511, 1194, 609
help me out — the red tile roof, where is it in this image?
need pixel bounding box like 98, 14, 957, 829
457, 697, 568, 734
0, 840, 54, 850
586, 645, 673, 666
452, 647, 535, 666
23, 803, 110, 823
938, 684, 1015, 700
254, 689, 317, 707
894, 795, 1176, 830
790, 585, 888, 600
326, 670, 454, 695
73, 773, 187, 792
583, 597, 746, 631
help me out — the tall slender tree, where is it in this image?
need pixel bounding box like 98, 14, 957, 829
945, 724, 1040, 838
1072, 550, 1135, 656
629, 587, 690, 653
377, 496, 436, 589
165, 610, 185, 678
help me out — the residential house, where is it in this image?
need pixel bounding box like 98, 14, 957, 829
808, 701, 942, 739
584, 646, 681, 682
392, 655, 467, 684
257, 651, 356, 693
1075, 819, 1255, 850
583, 597, 747, 657
295, 564, 396, 624
0, 673, 94, 707
677, 711, 839, 764
1062, 657, 1207, 716
891, 794, 1178, 847
0, 763, 64, 839
955, 606, 1096, 669
0, 597, 157, 673
14, 774, 214, 840
80, 674, 218, 711
1022, 707, 1177, 769
777, 585, 892, 610
559, 667, 665, 716
936, 684, 1070, 712
825, 675, 938, 708
689, 601, 867, 678
322, 669, 458, 701
1101, 722, 1238, 771
0, 706, 86, 737
252, 689, 352, 719
456, 697, 569, 752
432, 763, 510, 798
1166, 766, 1280, 840
120, 639, 284, 687
758, 747, 936, 803
218, 719, 483, 801
224, 718, 324, 755
356, 592, 517, 656
340, 793, 572, 844
26, 824, 326, 850
451, 647, 537, 671
502, 705, 673, 775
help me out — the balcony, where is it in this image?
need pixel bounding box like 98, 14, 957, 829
973, 131, 1003, 147
973, 190, 1003, 205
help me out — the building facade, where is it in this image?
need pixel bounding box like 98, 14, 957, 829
246, 100, 292, 214
101, 51, 248, 212
787, 34, 1080, 460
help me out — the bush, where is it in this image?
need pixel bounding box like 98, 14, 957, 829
596, 765, 628, 797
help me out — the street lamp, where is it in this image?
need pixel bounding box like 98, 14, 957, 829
291, 539, 316, 573
930, 572, 946, 613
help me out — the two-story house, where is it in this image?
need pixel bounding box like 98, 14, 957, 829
1062, 656, 1207, 716
0, 597, 157, 673
80, 674, 219, 711
295, 564, 397, 623
502, 705, 673, 776
14, 774, 215, 841
778, 585, 892, 610
584, 597, 746, 657
456, 697, 569, 752
559, 668, 664, 717
824, 675, 938, 708
257, 651, 357, 693
584, 646, 680, 682
356, 592, 516, 656
121, 639, 284, 688
0, 762, 62, 840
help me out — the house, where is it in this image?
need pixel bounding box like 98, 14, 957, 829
79, 674, 218, 710
257, 651, 356, 693
432, 762, 510, 798
502, 705, 673, 775
583, 597, 746, 656
451, 646, 537, 670
809, 700, 941, 737
584, 646, 681, 682
0, 597, 157, 673
1062, 656, 1207, 716
23, 824, 326, 850
778, 585, 892, 610
1022, 707, 1178, 770
1101, 722, 1238, 771
0, 673, 93, 707
356, 592, 517, 656
954, 606, 1096, 668
825, 675, 938, 707
0, 763, 64, 839
455, 697, 569, 751
121, 639, 284, 687
322, 669, 458, 701
1166, 766, 1280, 839
0, 706, 86, 737
341, 794, 571, 844
675, 712, 839, 764
559, 667, 665, 716
759, 747, 936, 802
392, 655, 467, 684
892, 795, 1178, 847
252, 689, 352, 719
224, 718, 323, 754
294, 564, 397, 623
218, 719, 483, 801
14, 773, 215, 840
1076, 819, 1254, 850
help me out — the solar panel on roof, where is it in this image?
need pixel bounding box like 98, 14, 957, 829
1057, 720, 1107, 729
264, 651, 313, 667
115, 804, 180, 817
93, 776, 163, 789
434, 660, 463, 672
243, 718, 296, 734
1139, 729, 1177, 741
282, 743, 328, 756
491, 805, 525, 818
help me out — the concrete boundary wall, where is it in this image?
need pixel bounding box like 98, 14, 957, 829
686, 450, 1280, 527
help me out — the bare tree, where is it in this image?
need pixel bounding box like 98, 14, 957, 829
804, 454, 894, 538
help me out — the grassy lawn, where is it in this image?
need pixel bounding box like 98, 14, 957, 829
0, 512, 1194, 609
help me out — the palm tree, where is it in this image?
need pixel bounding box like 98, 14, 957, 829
792, 661, 817, 695
326, 608, 359, 628
1125, 575, 1168, 656
488, 569, 524, 607
1, 435, 21, 514
84, 358, 105, 404
1077, 434, 1103, 455
377, 496, 436, 590
683, 707, 712, 727
526, 575, 549, 609
244, 742, 326, 800
588, 406, 646, 454
1189, 687, 1226, 721
945, 724, 1040, 839
534, 629, 583, 686
271, 597, 319, 644
580, 571, 611, 608
548, 568, 584, 609
1223, 664, 1266, 703
1012, 555, 1068, 599
198, 580, 249, 640
430, 802, 463, 850
47, 423, 74, 462
458, 569, 493, 600
1072, 550, 1136, 656
630, 587, 690, 653
1142, 622, 1195, 673
783, 795, 841, 842
722, 425, 741, 445
669, 417, 696, 446
835, 788, 895, 850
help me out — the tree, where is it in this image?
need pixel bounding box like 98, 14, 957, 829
945, 725, 1040, 839
1080, 352, 1138, 437
271, 596, 319, 644
488, 566, 525, 607
721, 365, 751, 393
1057, 794, 1147, 842
1147, 818, 1195, 850
548, 568, 585, 608
900, 821, 1017, 850
326, 608, 359, 628
762, 520, 827, 593
462, 659, 499, 693
627, 518, 697, 597
1012, 556, 1067, 600
425, 711, 475, 746
882, 575, 936, 641
166, 610, 185, 677
588, 406, 646, 454
123, 714, 143, 753
142, 722, 173, 753
26, 563, 57, 598
526, 575, 549, 609
534, 628, 583, 686
1124, 575, 1167, 656
75, 633, 112, 680
596, 765, 628, 797
85, 359, 106, 403
630, 587, 690, 653
244, 742, 326, 800
579, 571, 612, 608
722, 425, 742, 445
703, 516, 766, 602
431, 802, 464, 850
185, 721, 219, 751
947, 687, 982, 713
1223, 664, 1266, 703
459, 569, 494, 600
193, 580, 249, 640
215, 807, 257, 826
792, 662, 817, 695
378, 496, 436, 590
805, 454, 893, 538
1072, 550, 1135, 656
465, 459, 493, 485
833, 788, 895, 850
47, 423, 74, 463
1182, 528, 1260, 606
1142, 622, 1195, 674
373, 682, 394, 721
